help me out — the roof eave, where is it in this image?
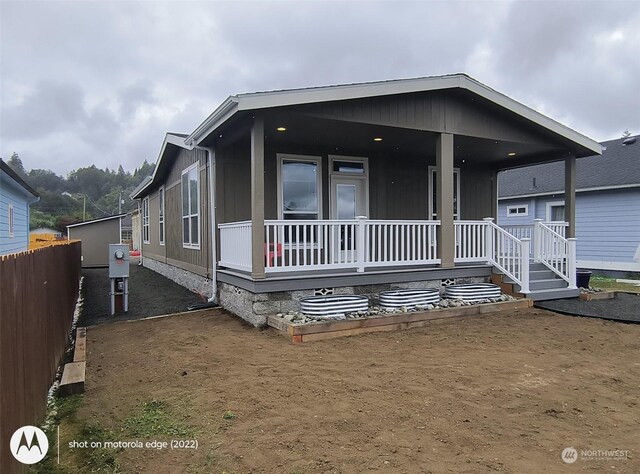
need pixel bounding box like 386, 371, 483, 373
131, 133, 191, 199
185, 96, 239, 146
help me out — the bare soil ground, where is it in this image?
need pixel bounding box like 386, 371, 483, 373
73, 307, 639, 473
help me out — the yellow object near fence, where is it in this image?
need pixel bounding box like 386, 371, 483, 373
29, 233, 67, 249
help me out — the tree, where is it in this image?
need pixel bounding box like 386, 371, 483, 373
7, 152, 27, 178
622, 130, 631, 138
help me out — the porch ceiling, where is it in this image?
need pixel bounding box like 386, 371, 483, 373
260, 114, 567, 169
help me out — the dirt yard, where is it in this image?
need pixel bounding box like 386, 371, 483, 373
70, 307, 639, 473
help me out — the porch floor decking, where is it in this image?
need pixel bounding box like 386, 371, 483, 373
217, 262, 493, 293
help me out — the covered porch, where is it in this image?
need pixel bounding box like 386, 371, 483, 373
196, 76, 600, 303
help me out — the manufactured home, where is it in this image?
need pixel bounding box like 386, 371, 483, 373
498, 134, 640, 274
133, 74, 602, 326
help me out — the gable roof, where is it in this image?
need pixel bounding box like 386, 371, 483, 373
184, 73, 601, 155
130, 132, 192, 199
499, 134, 640, 199
0, 159, 39, 199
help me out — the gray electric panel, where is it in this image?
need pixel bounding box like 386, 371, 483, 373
108, 243, 130, 278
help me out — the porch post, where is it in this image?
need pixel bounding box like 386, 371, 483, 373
565, 154, 576, 238
436, 133, 455, 268
251, 115, 266, 279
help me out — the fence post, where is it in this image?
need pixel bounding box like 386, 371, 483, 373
567, 238, 577, 289
533, 219, 543, 262
483, 217, 495, 264
520, 238, 531, 294
356, 216, 367, 272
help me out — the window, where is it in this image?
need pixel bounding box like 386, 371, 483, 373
181, 163, 200, 248
158, 186, 165, 245
507, 205, 529, 217
428, 166, 461, 220
278, 155, 321, 220
142, 197, 149, 243
8, 204, 14, 237
547, 201, 565, 222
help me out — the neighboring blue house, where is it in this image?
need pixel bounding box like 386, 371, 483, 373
498, 134, 640, 274
0, 159, 40, 255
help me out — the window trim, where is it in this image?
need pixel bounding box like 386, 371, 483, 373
181, 162, 201, 250
277, 154, 323, 220
8, 204, 14, 238
158, 186, 165, 246
142, 197, 150, 244
546, 200, 565, 222
427, 166, 461, 220
507, 204, 529, 217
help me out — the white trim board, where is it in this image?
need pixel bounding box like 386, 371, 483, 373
499, 183, 640, 201
577, 260, 640, 273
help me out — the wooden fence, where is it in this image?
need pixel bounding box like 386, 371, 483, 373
0, 241, 81, 473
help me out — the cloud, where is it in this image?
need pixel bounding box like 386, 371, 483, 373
1, 0, 638, 175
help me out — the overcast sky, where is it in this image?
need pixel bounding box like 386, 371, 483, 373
1, 0, 639, 176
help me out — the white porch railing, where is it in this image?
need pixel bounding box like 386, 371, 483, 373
534, 220, 577, 288
219, 220, 252, 271
263, 218, 440, 273
219, 218, 578, 295
455, 218, 530, 293
502, 222, 568, 240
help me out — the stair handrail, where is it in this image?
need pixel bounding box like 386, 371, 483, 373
483, 218, 530, 294
533, 219, 577, 288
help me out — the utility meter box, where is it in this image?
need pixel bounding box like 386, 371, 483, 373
108, 243, 130, 278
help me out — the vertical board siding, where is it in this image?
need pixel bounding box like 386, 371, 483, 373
0, 183, 30, 255
162, 147, 210, 276
301, 90, 550, 144
0, 242, 82, 473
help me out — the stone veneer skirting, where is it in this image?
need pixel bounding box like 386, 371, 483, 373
218, 276, 488, 328
143, 257, 214, 299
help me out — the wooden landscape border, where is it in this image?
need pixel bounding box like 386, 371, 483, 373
578, 291, 616, 301
268, 299, 533, 343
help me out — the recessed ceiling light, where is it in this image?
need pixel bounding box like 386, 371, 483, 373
277, 127, 287, 132
373, 137, 382, 142
508, 152, 516, 156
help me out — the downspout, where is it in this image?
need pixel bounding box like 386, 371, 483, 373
137, 199, 143, 266
195, 145, 217, 302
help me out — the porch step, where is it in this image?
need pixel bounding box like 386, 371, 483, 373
527, 287, 580, 301
529, 269, 557, 281
529, 278, 568, 291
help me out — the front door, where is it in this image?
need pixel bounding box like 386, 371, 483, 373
330, 177, 368, 261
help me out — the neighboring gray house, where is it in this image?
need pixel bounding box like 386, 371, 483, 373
67, 214, 127, 267
0, 159, 40, 255
498, 134, 640, 274
133, 73, 603, 326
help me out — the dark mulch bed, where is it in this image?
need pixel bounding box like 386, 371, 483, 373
78, 261, 204, 326
535, 292, 640, 323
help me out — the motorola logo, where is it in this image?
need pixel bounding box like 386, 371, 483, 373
10, 426, 49, 465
